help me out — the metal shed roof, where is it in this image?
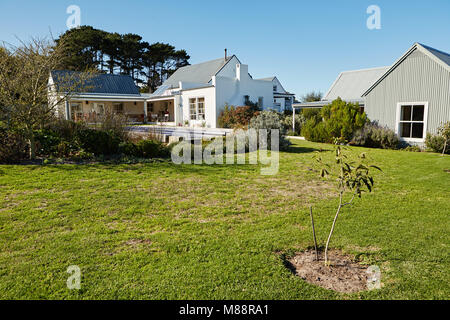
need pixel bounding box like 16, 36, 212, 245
163, 56, 235, 87
362, 43, 450, 97
323, 66, 390, 101
420, 43, 450, 68
51, 70, 140, 95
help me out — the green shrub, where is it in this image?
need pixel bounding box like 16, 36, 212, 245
425, 133, 449, 154
350, 122, 399, 149
301, 98, 367, 143
68, 150, 94, 162
403, 145, 422, 152
35, 129, 62, 156
56, 141, 78, 157
0, 128, 28, 163
286, 130, 297, 136
321, 98, 367, 142
282, 114, 305, 135
136, 139, 170, 158
119, 142, 140, 157
301, 119, 328, 143
249, 110, 290, 150
301, 108, 321, 121
75, 129, 121, 155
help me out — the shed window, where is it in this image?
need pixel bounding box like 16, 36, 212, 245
397, 103, 427, 140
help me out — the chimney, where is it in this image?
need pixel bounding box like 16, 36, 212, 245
224, 48, 227, 62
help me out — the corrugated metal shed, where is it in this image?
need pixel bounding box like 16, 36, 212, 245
51, 70, 140, 95
324, 66, 389, 101
163, 56, 233, 87
363, 43, 450, 136
420, 43, 450, 69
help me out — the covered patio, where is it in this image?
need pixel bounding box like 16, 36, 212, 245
64, 93, 148, 124
146, 96, 177, 126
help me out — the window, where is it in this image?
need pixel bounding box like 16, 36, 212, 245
113, 103, 124, 114
258, 97, 263, 109
70, 103, 82, 119
197, 98, 205, 120
397, 103, 427, 140
189, 97, 205, 120
189, 98, 197, 120
94, 103, 105, 114
273, 85, 277, 92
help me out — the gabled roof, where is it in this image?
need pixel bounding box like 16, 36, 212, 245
257, 77, 276, 81
51, 70, 140, 95
420, 43, 450, 68
163, 56, 237, 87
257, 76, 293, 95
362, 43, 450, 96
324, 66, 390, 101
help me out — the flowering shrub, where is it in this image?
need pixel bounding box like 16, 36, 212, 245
218, 105, 259, 129
350, 121, 399, 149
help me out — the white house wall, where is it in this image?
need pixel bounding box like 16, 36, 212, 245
180, 87, 216, 127
272, 77, 287, 93
214, 63, 274, 119
215, 56, 240, 79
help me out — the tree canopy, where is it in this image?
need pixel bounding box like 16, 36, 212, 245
55, 26, 190, 92
301, 91, 323, 102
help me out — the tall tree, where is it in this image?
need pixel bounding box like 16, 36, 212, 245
141, 42, 190, 92
55, 27, 190, 90
102, 32, 122, 74
56, 26, 105, 71
0, 37, 95, 159
118, 33, 145, 82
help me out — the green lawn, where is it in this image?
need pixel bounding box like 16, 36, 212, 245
0, 140, 449, 299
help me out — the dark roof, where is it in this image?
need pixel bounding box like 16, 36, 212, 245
51, 70, 140, 95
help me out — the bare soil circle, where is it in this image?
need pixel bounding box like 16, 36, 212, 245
287, 249, 370, 293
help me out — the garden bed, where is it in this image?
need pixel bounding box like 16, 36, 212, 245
287, 249, 369, 293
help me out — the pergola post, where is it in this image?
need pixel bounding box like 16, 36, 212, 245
65, 99, 71, 120
292, 106, 296, 132
143, 100, 148, 124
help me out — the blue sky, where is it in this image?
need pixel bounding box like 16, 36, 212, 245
1, 0, 449, 97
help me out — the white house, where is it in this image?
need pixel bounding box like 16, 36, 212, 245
147, 53, 295, 128
51, 53, 294, 129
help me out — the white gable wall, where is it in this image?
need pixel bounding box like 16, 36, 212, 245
215, 56, 240, 79
272, 77, 286, 94
214, 63, 274, 124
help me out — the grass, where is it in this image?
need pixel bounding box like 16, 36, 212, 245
0, 139, 449, 299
